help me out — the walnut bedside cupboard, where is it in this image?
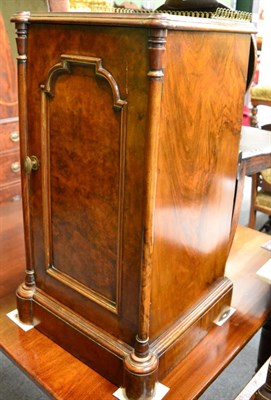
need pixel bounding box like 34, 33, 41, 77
11, 11, 255, 399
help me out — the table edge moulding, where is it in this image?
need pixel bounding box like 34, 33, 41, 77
11, 10, 256, 400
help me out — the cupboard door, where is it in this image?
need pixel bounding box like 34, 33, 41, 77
40, 55, 127, 313
25, 24, 149, 343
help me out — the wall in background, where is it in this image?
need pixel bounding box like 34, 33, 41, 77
258, 0, 271, 86
0, 0, 48, 59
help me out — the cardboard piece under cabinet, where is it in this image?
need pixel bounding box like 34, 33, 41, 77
12, 10, 255, 399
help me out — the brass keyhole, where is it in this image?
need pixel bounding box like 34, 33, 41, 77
24, 155, 40, 174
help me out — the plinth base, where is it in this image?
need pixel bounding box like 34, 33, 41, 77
16, 276, 232, 400
113, 383, 170, 400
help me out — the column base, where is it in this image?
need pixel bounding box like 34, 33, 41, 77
123, 351, 159, 399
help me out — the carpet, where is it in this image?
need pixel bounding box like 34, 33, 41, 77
0, 351, 51, 400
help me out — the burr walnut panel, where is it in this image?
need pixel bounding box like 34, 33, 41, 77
41, 55, 127, 313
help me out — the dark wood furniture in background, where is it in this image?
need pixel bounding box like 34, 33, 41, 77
250, 86, 271, 129
0, 13, 20, 203
239, 126, 271, 231
11, 11, 254, 398
1, 200, 271, 399
229, 126, 271, 249
240, 126, 271, 176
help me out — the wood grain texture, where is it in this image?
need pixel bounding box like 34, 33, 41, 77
0, 151, 20, 186
42, 55, 127, 311
24, 23, 149, 343
1, 202, 271, 399
245, 154, 271, 176
150, 30, 250, 339
0, 200, 25, 299
0, 12, 20, 202
163, 225, 271, 399
14, 16, 36, 325
136, 28, 167, 351
0, 118, 19, 153
12, 12, 254, 395
0, 14, 18, 119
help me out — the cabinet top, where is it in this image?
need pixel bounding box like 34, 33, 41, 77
11, 11, 256, 34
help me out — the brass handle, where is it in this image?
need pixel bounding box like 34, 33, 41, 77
10, 131, 20, 142
11, 162, 20, 173
24, 155, 40, 174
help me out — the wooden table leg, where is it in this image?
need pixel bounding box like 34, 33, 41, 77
257, 318, 271, 371
253, 318, 271, 399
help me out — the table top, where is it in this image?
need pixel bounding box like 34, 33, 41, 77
1, 200, 271, 399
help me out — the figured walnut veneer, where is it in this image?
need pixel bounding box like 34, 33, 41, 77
11, 11, 255, 399
40, 54, 127, 314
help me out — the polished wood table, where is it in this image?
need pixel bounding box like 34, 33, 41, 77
1, 199, 271, 399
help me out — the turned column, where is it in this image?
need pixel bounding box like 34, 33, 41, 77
123, 28, 167, 400
13, 12, 36, 324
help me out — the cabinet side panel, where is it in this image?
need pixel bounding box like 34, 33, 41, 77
150, 30, 250, 338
